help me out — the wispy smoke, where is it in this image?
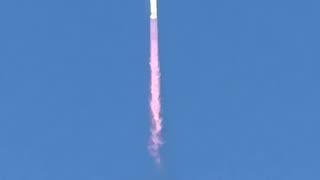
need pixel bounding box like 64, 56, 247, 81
148, 0, 162, 166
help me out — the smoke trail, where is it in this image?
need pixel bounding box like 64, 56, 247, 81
148, 0, 162, 166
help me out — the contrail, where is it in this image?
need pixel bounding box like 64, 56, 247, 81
148, 0, 162, 166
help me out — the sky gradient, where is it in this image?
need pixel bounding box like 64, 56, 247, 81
0, 0, 319, 179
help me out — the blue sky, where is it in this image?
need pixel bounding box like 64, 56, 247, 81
0, 0, 319, 179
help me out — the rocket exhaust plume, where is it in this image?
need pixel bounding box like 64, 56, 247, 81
148, 0, 162, 166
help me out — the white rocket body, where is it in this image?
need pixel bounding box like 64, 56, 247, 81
150, 0, 157, 19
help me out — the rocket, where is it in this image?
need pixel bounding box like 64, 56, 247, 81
150, 0, 157, 19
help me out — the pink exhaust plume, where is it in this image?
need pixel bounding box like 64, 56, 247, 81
148, 0, 162, 166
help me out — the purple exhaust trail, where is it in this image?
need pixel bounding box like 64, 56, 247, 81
148, 0, 162, 166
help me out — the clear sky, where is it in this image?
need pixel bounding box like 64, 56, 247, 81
0, 0, 319, 179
